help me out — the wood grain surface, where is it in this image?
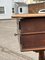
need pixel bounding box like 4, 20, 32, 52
12, 14, 45, 18
20, 17, 45, 51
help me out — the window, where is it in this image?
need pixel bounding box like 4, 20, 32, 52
12, 8, 14, 13
38, 9, 45, 13
0, 7, 4, 14
20, 8, 22, 13
40, 10, 45, 12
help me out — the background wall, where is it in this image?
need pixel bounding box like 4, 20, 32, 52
13, 0, 26, 2
28, 2, 45, 13
18, 6, 28, 14
0, 0, 12, 19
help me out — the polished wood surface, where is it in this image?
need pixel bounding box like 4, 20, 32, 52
19, 17, 45, 51
12, 14, 45, 18
19, 17, 45, 60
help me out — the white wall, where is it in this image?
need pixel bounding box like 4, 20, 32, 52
18, 6, 28, 14
13, 0, 26, 2
0, 0, 12, 19
26, 0, 35, 4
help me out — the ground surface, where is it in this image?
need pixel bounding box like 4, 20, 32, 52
0, 19, 38, 60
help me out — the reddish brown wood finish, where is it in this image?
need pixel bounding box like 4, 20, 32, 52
39, 51, 44, 60
20, 17, 45, 51
19, 17, 45, 60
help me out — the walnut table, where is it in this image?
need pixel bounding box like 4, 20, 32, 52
12, 14, 45, 60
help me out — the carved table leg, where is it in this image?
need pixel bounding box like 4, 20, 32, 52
39, 51, 44, 60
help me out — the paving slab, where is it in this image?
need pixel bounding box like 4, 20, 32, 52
0, 19, 38, 60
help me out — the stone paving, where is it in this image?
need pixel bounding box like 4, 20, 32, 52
0, 19, 39, 60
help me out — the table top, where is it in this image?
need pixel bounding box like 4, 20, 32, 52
12, 14, 45, 18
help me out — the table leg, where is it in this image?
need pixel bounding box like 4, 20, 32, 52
39, 51, 44, 60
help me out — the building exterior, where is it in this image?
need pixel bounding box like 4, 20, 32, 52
0, 0, 45, 19
13, 0, 26, 2
26, 0, 33, 4
28, 2, 45, 14
0, 0, 12, 19
26, 0, 45, 4
14, 2, 28, 14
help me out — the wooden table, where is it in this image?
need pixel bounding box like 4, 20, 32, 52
12, 14, 45, 60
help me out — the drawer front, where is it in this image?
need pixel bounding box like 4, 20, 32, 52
20, 17, 45, 33
20, 34, 45, 51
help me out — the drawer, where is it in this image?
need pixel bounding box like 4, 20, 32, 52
20, 17, 45, 33
20, 34, 45, 51
20, 17, 45, 51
